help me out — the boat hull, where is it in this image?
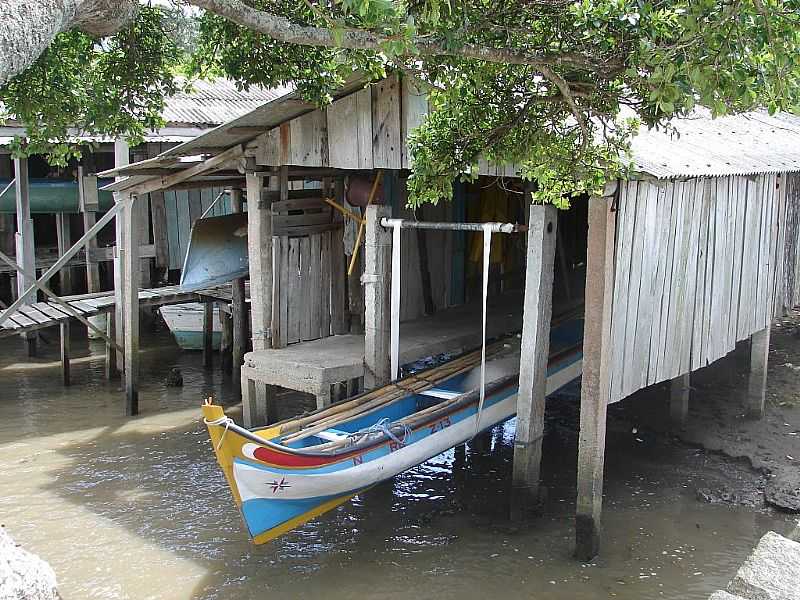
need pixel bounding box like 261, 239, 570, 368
202, 340, 582, 544
159, 302, 222, 350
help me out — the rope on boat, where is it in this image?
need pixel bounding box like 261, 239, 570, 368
348, 418, 411, 447
204, 414, 235, 450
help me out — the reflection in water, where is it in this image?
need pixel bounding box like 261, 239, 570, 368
0, 330, 794, 600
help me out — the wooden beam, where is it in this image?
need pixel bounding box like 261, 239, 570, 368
60, 321, 71, 386
113, 140, 129, 377
747, 326, 770, 419
122, 193, 140, 415
203, 301, 214, 370
79, 169, 101, 295
575, 192, 616, 562
56, 213, 73, 295
512, 204, 557, 518
230, 188, 247, 393
363, 204, 392, 389
13, 156, 37, 356
120, 145, 245, 196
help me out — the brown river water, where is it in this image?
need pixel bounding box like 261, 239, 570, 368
0, 328, 796, 600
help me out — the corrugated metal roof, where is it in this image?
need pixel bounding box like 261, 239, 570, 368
162, 79, 291, 126
630, 108, 800, 178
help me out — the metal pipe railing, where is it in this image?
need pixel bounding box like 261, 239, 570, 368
380, 218, 527, 234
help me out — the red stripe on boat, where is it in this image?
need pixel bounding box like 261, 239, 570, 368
252, 446, 348, 467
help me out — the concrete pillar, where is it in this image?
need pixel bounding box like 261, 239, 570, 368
669, 373, 690, 429
121, 193, 140, 415
512, 203, 557, 519
230, 188, 247, 393
575, 190, 617, 562
14, 157, 37, 356
363, 204, 392, 390
747, 326, 770, 419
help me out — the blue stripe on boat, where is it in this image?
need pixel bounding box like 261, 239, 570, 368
241, 494, 342, 537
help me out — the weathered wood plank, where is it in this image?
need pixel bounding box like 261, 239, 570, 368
287, 237, 301, 344
621, 181, 648, 397
632, 181, 660, 390
289, 109, 327, 167
647, 181, 672, 383
609, 180, 637, 402
309, 233, 322, 339
299, 236, 313, 341
320, 231, 332, 338
400, 76, 429, 169
371, 77, 402, 170
330, 197, 348, 335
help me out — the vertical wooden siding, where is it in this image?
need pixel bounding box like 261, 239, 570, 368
161, 187, 231, 270
609, 173, 799, 403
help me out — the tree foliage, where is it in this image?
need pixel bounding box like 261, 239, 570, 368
2, 0, 800, 206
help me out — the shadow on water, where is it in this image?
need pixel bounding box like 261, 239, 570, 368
0, 328, 796, 600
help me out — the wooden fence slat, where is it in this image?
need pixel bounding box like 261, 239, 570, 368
649, 181, 673, 382
309, 233, 322, 339
621, 181, 648, 397
299, 236, 313, 341
632, 181, 660, 389
287, 237, 301, 344
320, 231, 332, 338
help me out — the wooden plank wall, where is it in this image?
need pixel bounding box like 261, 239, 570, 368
608, 173, 800, 403
254, 74, 508, 178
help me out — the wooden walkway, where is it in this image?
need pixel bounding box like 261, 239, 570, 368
0, 285, 205, 337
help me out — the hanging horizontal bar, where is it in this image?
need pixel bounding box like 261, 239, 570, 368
380, 218, 527, 234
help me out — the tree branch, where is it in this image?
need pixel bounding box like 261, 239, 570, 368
188, 0, 607, 71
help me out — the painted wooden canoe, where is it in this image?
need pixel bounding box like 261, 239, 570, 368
159, 302, 222, 351
202, 317, 584, 544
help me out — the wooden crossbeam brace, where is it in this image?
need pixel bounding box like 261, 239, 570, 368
0, 249, 123, 353
0, 200, 124, 326
109, 145, 245, 196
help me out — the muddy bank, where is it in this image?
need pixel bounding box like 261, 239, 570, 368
615, 309, 800, 514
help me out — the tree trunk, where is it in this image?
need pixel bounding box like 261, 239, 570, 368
0, 0, 137, 86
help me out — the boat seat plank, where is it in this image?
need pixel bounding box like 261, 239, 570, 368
418, 388, 462, 400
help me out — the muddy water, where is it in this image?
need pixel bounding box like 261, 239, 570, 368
0, 330, 795, 600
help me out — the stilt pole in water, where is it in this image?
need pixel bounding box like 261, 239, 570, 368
14, 157, 37, 357
669, 373, 690, 429
512, 203, 557, 519
747, 326, 770, 419
121, 193, 140, 416
230, 188, 247, 393
575, 189, 616, 561
203, 300, 214, 370
60, 321, 71, 386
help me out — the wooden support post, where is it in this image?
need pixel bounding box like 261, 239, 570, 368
14, 157, 37, 356
79, 169, 101, 294
747, 326, 771, 419
575, 190, 616, 562
202, 300, 214, 370
122, 194, 140, 415
512, 204, 557, 519
243, 168, 277, 426
669, 373, 690, 429
220, 307, 233, 374
363, 204, 392, 390
230, 188, 247, 392
55, 213, 72, 295
113, 140, 129, 374
105, 311, 116, 380
60, 321, 71, 386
